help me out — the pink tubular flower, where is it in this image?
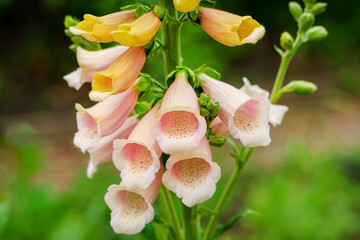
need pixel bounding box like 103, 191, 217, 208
86, 116, 139, 178
199, 74, 271, 147
198, 7, 265, 47
162, 137, 220, 207
153, 71, 207, 154
240, 77, 289, 127
74, 87, 138, 153
90, 47, 146, 102
210, 117, 230, 136
105, 164, 163, 235
112, 105, 162, 189
63, 45, 129, 90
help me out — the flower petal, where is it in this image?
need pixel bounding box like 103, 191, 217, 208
269, 104, 289, 127
162, 138, 220, 207
173, 0, 201, 12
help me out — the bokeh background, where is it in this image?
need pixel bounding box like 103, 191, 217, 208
1, 0, 360, 239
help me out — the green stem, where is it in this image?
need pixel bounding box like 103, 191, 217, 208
160, 0, 182, 76
202, 148, 253, 240
182, 205, 200, 240
161, 187, 183, 240
270, 34, 303, 103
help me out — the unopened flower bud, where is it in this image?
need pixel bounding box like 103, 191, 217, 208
209, 136, 226, 147
200, 92, 208, 101
289, 1, 303, 22
280, 32, 294, 50
204, 93, 211, 102
154, 5, 166, 19
209, 102, 220, 117
174, 0, 201, 13
311, 2, 327, 16
298, 13, 315, 33
200, 107, 209, 117
199, 99, 208, 106
306, 26, 328, 40
206, 100, 215, 109
281, 80, 317, 95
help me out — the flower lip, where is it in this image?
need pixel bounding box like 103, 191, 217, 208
112, 139, 161, 189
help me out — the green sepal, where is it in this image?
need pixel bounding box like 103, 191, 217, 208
209, 102, 220, 116
194, 64, 221, 80
199, 0, 216, 8
64, 15, 79, 28
274, 44, 285, 56
197, 207, 219, 216
135, 4, 150, 18
135, 73, 154, 101
213, 210, 259, 239
188, 8, 199, 21
133, 101, 152, 120
154, 5, 167, 20
120, 3, 141, 11
209, 136, 226, 147
311, 2, 327, 15
288, 1, 303, 22
145, 38, 163, 59
279, 80, 317, 95
69, 44, 78, 53
166, 67, 198, 88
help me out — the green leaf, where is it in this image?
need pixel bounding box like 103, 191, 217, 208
194, 64, 221, 80
213, 210, 259, 239
0, 198, 10, 238
197, 207, 219, 216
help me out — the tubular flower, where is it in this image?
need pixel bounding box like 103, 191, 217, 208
64, 45, 129, 90
153, 71, 207, 154
86, 116, 138, 178
198, 7, 265, 47
112, 11, 161, 47
162, 137, 220, 207
239, 77, 289, 127
105, 164, 163, 235
74, 87, 138, 152
199, 74, 271, 147
173, 0, 201, 13
90, 47, 146, 101
113, 105, 162, 189
70, 10, 137, 42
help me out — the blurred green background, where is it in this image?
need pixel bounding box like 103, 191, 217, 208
1, 0, 359, 239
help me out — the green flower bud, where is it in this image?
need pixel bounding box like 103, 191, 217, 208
209, 136, 226, 147
298, 13, 315, 33
135, 74, 152, 92
200, 107, 209, 117
280, 31, 294, 50
207, 100, 215, 109
311, 2, 327, 15
306, 26, 328, 41
205, 93, 211, 102
289, 1, 303, 22
209, 102, 220, 116
281, 80, 317, 95
200, 93, 208, 101
69, 44, 78, 53
199, 99, 208, 106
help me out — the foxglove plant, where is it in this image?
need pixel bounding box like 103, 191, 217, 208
64, 0, 327, 239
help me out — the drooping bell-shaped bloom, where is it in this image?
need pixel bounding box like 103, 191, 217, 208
173, 0, 201, 13
86, 116, 138, 178
198, 7, 265, 47
74, 87, 138, 152
199, 74, 271, 147
90, 47, 145, 101
70, 10, 137, 43
64, 45, 129, 90
113, 105, 162, 189
112, 11, 161, 47
153, 71, 207, 154
162, 138, 220, 207
239, 77, 289, 127
105, 164, 163, 235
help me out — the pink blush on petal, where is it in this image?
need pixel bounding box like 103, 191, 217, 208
234, 99, 260, 135
120, 143, 154, 173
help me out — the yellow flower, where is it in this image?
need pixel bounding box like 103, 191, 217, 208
111, 11, 161, 47
90, 47, 146, 101
70, 10, 137, 43
198, 7, 265, 47
173, 0, 201, 12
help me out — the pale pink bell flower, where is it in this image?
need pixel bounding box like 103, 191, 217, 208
74, 87, 138, 152
113, 105, 162, 189
199, 74, 271, 147
162, 137, 220, 207
105, 164, 163, 235
153, 71, 207, 154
